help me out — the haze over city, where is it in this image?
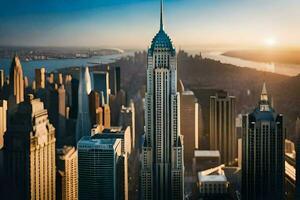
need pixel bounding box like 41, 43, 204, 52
1, 0, 300, 49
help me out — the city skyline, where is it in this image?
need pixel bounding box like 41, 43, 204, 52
0, 0, 299, 199
1, 0, 300, 49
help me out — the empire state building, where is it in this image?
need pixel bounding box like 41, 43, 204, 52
140, 1, 184, 199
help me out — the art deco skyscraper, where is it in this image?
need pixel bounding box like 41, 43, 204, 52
210, 91, 236, 165
242, 83, 284, 200
141, 1, 184, 199
9, 55, 24, 104
4, 95, 56, 199
76, 67, 92, 142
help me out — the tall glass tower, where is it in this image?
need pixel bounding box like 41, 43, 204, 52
76, 66, 92, 142
140, 1, 184, 199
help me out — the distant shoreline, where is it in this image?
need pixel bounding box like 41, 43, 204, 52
223, 50, 300, 65
0, 47, 124, 61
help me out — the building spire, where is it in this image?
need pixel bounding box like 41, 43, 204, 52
261, 81, 268, 101
160, 0, 164, 30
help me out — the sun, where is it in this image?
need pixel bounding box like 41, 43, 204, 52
264, 37, 277, 46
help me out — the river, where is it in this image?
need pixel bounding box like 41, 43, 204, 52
1, 50, 299, 80
200, 51, 300, 77
0, 51, 134, 80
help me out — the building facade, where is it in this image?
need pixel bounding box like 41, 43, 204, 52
242, 83, 284, 200
0, 100, 7, 149
88, 90, 100, 125
92, 70, 110, 104
103, 104, 111, 128
56, 146, 78, 200
77, 136, 126, 200
140, 1, 184, 199
35, 67, 46, 89
76, 67, 92, 142
119, 101, 136, 150
180, 90, 199, 174
4, 95, 56, 199
210, 91, 236, 165
47, 82, 66, 146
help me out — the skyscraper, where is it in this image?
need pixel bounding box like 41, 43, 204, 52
0, 69, 5, 100
180, 90, 199, 173
35, 67, 46, 89
92, 70, 110, 104
9, 55, 24, 105
103, 104, 111, 128
64, 74, 72, 107
76, 67, 92, 142
0, 100, 7, 149
109, 66, 121, 95
96, 107, 104, 128
141, 1, 184, 199
0, 69, 4, 88
88, 90, 100, 125
4, 95, 56, 199
56, 146, 78, 200
119, 101, 136, 150
210, 91, 236, 165
242, 83, 284, 200
47, 83, 66, 146
77, 136, 126, 200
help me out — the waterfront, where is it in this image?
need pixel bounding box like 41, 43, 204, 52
0, 51, 134, 79
1, 49, 300, 81
201, 51, 300, 77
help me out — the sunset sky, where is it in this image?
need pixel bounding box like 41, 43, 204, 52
0, 0, 299, 49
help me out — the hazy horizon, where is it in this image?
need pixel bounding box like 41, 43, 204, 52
1, 0, 300, 49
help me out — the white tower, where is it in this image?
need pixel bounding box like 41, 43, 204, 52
141, 1, 184, 199
76, 66, 92, 142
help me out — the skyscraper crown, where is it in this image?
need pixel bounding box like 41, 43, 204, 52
259, 82, 271, 112
149, 0, 174, 54
260, 82, 268, 102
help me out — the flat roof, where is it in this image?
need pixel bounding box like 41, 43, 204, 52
78, 136, 119, 149
199, 175, 227, 182
194, 150, 220, 158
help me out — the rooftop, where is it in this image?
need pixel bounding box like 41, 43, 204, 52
194, 150, 220, 158
199, 175, 227, 183
198, 164, 228, 183
78, 136, 119, 149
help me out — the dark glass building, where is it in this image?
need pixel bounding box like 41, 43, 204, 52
242, 83, 284, 200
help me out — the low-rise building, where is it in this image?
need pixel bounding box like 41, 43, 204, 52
198, 165, 229, 197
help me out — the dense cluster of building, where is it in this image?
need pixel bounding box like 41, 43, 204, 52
0, 1, 299, 200
0, 52, 134, 200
